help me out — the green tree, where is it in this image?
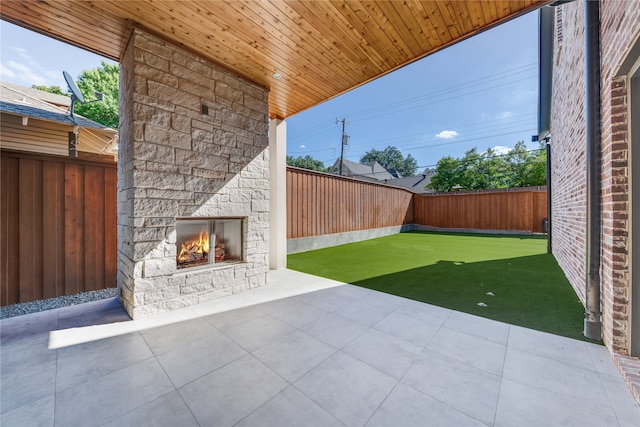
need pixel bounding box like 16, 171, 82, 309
427, 143, 546, 192
31, 85, 66, 95
286, 155, 327, 172
74, 61, 119, 129
427, 156, 464, 192
360, 146, 418, 177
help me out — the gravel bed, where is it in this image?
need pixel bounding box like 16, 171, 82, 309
1, 288, 118, 319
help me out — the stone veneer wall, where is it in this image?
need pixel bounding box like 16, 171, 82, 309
118, 28, 270, 319
551, 1, 639, 353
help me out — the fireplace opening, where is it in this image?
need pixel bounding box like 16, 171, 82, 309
176, 218, 243, 269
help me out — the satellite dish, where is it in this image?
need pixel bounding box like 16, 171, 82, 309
63, 71, 85, 120
63, 71, 85, 104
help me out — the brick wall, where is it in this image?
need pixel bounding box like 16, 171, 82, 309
599, 0, 639, 353
550, 2, 587, 305
551, 0, 639, 353
118, 29, 270, 319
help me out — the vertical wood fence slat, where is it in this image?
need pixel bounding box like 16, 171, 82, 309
64, 162, 84, 296
1, 150, 116, 306
42, 161, 65, 299
19, 158, 44, 302
104, 168, 118, 288
1, 156, 20, 305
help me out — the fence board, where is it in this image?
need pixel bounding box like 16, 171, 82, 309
286, 167, 414, 239
42, 161, 65, 299
65, 162, 84, 296
1, 156, 20, 305
1, 150, 117, 306
413, 190, 547, 232
19, 158, 44, 302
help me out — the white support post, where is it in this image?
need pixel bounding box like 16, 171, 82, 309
269, 119, 287, 269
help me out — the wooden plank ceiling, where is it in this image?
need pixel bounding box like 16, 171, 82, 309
1, 1, 548, 119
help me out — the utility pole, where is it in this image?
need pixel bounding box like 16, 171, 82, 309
337, 118, 349, 176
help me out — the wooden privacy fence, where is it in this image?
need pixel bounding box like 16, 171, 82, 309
287, 167, 548, 238
1, 150, 117, 306
413, 191, 548, 233
287, 167, 414, 239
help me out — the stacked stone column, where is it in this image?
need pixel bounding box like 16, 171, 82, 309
118, 28, 269, 319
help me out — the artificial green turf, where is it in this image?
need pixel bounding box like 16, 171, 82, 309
288, 231, 596, 342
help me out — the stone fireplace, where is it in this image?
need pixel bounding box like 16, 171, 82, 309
117, 28, 270, 319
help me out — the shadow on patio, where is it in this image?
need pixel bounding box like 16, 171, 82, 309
1, 269, 638, 426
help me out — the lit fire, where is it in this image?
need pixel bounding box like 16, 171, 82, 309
177, 232, 209, 266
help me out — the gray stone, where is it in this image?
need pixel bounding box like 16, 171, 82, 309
144, 258, 176, 278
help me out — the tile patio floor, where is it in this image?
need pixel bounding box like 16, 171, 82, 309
1, 269, 639, 426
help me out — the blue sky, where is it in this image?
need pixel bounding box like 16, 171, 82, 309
1, 11, 539, 171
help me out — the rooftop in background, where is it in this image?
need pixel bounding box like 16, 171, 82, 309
0, 81, 118, 158
329, 158, 396, 182
390, 172, 436, 194
0, 81, 114, 131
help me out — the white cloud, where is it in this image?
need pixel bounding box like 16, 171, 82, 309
491, 146, 512, 155
435, 130, 458, 139
5, 60, 50, 86
497, 111, 513, 119
299, 144, 306, 149
0, 63, 17, 79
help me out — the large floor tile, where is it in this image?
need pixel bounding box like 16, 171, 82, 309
178, 354, 287, 426
495, 378, 619, 427
57, 297, 130, 329
0, 310, 58, 345
268, 301, 329, 328
403, 350, 501, 425
103, 391, 199, 427
334, 299, 395, 327
1, 358, 56, 414
236, 386, 343, 427
322, 284, 371, 300
586, 342, 622, 377
54, 357, 174, 426
598, 372, 640, 426
502, 346, 610, 410
56, 332, 153, 391
294, 352, 397, 427
508, 325, 593, 368
203, 304, 268, 331
343, 329, 422, 380
395, 300, 452, 326
367, 383, 486, 427
373, 311, 440, 348
1, 395, 54, 427
443, 310, 510, 345
141, 317, 219, 355
359, 291, 407, 311
426, 327, 506, 375
252, 297, 298, 315
157, 333, 247, 387
1, 332, 55, 378
301, 312, 368, 349
253, 330, 336, 383
295, 289, 356, 312
223, 314, 295, 352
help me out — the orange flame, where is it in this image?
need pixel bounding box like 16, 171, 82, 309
177, 232, 209, 264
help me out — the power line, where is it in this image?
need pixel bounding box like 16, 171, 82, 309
288, 63, 537, 140
288, 112, 536, 156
